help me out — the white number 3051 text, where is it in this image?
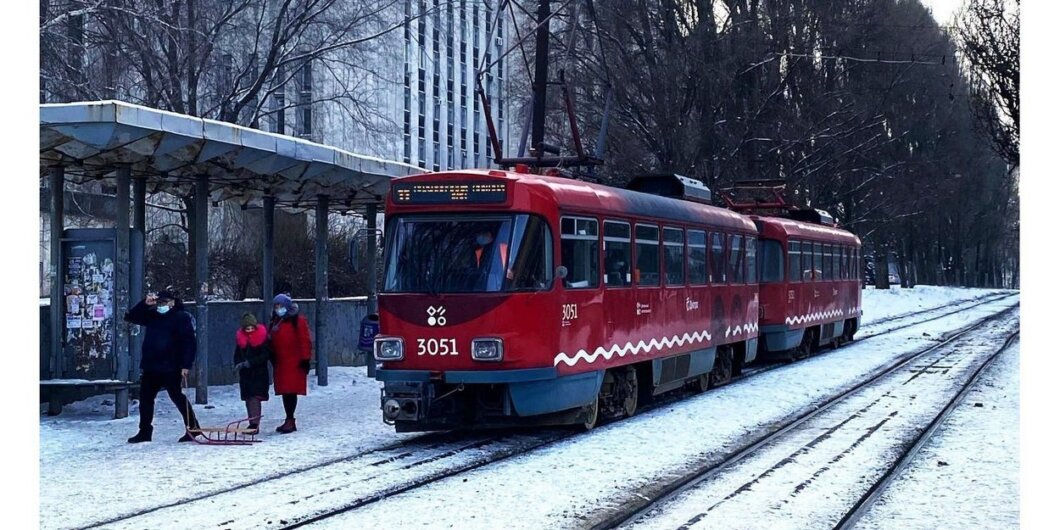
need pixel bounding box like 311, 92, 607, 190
417, 338, 459, 356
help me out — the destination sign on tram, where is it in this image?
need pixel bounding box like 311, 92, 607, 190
392, 182, 508, 204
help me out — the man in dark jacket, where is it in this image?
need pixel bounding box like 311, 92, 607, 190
124, 289, 201, 443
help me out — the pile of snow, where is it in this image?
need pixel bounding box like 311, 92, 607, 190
860, 285, 1010, 322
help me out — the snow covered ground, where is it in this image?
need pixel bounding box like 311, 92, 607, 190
39, 286, 1016, 529
854, 339, 1020, 530
617, 311, 1019, 530
307, 297, 1017, 529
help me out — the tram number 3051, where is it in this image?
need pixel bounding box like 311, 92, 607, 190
417, 338, 459, 356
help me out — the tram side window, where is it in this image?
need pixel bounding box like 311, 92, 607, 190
812, 242, 823, 281
852, 248, 860, 281
788, 241, 802, 283
688, 230, 708, 285
635, 224, 661, 286
760, 239, 783, 283
560, 216, 599, 289
839, 247, 847, 280
729, 234, 744, 283
839, 246, 847, 281
604, 220, 632, 287
664, 227, 685, 286
833, 246, 841, 281
746, 236, 757, 283
822, 244, 833, 281
710, 232, 726, 283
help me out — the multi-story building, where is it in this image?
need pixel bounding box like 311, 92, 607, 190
291, 0, 513, 171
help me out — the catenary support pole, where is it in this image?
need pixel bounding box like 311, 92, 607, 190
530, 0, 552, 155
262, 195, 275, 323
315, 195, 329, 386
114, 166, 131, 419
365, 202, 378, 378
49, 165, 64, 382
194, 175, 209, 404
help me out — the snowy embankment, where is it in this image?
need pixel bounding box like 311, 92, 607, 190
38, 286, 1013, 530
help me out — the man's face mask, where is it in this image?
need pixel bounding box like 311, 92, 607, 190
476, 234, 492, 246
156, 304, 171, 315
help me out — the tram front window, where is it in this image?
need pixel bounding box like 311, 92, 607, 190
383, 214, 553, 293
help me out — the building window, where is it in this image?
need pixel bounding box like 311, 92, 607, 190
301, 106, 312, 136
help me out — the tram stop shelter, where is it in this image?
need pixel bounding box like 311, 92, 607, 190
40, 100, 421, 417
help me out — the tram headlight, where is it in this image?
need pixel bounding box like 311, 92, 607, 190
471, 338, 504, 361
374, 337, 404, 361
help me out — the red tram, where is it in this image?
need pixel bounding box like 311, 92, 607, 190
373, 168, 861, 432
753, 213, 862, 359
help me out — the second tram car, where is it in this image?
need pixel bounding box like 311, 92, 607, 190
753, 213, 862, 359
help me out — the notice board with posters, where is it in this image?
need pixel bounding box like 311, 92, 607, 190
61, 229, 117, 380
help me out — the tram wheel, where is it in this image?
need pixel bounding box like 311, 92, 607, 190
694, 373, 711, 393
620, 366, 638, 418
579, 395, 599, 431
709, 347, 734, 388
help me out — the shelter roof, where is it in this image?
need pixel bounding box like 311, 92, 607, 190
40, 100, 423, 212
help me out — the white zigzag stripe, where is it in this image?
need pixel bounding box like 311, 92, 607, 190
554, 329, 712, 367
784, 308, 850, 326
726, 321, 758, 337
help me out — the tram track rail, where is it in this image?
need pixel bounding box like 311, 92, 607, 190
831, 331, 1021, 530
589, 302, 1020, 530
76, 293, 1017, 530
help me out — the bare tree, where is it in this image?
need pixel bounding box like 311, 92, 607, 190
954, 0, 1019, 168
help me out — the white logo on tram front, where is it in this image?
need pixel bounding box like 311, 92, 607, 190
427, 305, 447, 327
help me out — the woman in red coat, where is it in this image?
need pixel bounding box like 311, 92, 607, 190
269, 294, 312, 433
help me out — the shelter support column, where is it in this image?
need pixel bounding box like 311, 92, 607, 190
366, 203, 378, 378
262, 195, 275, 323
194, 175, 209, 404
49, 165, 64, 383
130, 176, 146, 377
366, 203, 378, 315
114, 166, 131, 419
315, 195, 329, 386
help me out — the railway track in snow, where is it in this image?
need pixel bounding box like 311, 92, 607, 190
77, 292, 1016, 530
831, 330, 1021, 530
590, 304, 1020, 530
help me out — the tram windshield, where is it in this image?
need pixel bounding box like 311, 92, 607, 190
383, 214, 553, 293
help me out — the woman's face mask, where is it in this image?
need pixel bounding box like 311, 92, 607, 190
476, 234, 492, 246
275, 307, 288, 317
